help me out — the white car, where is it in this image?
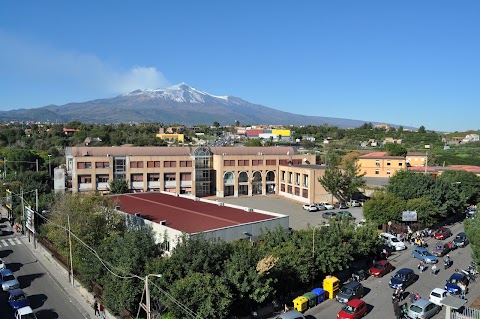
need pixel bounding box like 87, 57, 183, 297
349, 200, 362, 207
429, 288, 448, 306
317, 202, 334, 210
0, 258, 5, 270
379, 233, 406, 251
302, 204, 318, 212
15, 306, 37, 319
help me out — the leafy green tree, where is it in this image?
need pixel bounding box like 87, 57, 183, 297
438, 170, 480, 206
384, 143, 407, 156
318, 153, 366, 202
387, 170, 435, 201
168, 272, 232, 318
108, 178, 130, 194
465, 215, 480, 265
351, 222, 382, 257
244, 139, 263, 147
213, 121, 220, 128
418, 126, 426, 133
362, 191, 406, 226
98, 228, 163, 314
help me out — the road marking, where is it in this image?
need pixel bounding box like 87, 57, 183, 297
0, 237, 22, 246
8, 238, 17, 246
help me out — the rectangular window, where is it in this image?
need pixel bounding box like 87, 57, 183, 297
130, 161, 144, 168
147, 173, 160, 181
179, 161, 192, 167
375, 160, 380, 167
85, 162, 92, 169
292, 159, 302, 165
302, 189, 308, 198
79, 175, 92, 183
295, 173, 300, 185
237, 160, 249, 166
96, 175, 109, 183
266, 159, 276, 165
288, 172, 293, 183
77, 162, 85, 169
375, 169, 380, 175
281, 184, 285, 192
180, 173, 191, 181
399, 162, 403, 166
387, 170, 391, 175
164, 173, 176, 181
252, 160, 263, 166
294, 187, 300, 196
287, 185, 292, 194
96, 161, 110, 168
164, 161, 177, 168
281, 171, 285, 182
303, 174, 308, 187
387, 161, 391, 166
147, 161, 160, 168
131, 174, 143, 182
223, 160, 235, 166
279, 159, 288, 166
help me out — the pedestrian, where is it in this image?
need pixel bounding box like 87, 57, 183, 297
99, 303, 105, 319
93, 300, 99, 317
459, 282, 466, 300
284, 304, 290, 313
394, 301, 402, 319
431, 264, 438, 276
409, 292, 416, 304
415, 293, 421, 301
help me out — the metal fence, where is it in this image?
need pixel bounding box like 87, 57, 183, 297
451, 306, 480, 319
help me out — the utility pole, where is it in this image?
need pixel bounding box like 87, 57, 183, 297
36, 159, 39, 172
48, 154, 52, 177
34, 189, 38, 249
138, 274, 162, 319
67, 215, 74, 285
3, 157, 6, 178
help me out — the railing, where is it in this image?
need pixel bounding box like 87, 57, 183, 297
451, 306, 480, 319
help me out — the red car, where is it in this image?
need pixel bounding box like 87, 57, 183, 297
337, 298, 367, 319
434, 227, 452, 240
369, 260, 394, 277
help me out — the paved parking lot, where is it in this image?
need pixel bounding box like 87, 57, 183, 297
213, 195, 364, 230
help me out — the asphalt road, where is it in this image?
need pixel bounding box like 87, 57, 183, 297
0, 219, 85, 319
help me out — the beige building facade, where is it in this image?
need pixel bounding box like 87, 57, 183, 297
357, 152, 406, 177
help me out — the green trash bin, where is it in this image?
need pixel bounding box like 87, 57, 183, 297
303, 292, 318, 309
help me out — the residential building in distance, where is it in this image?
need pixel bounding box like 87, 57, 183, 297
406, 152, 428, 167
156, 127, 185, 143
357, 152, 406, 177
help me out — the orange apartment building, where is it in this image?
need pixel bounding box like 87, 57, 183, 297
357, 152, 406, 177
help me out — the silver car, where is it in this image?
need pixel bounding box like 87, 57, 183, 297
0, 257, 6, 270
407, 298, 440, 319
1, 269, 20, 291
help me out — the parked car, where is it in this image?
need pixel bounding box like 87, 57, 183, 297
348, 200, 361, 207
1, 269, 20, 292
336, 281, 364, 303
8, 289, 30, 310
317, 202, 335, 210
429, 288, 448, 306
337, 211, 354, 219
337, 298, 367, 319
322, 211, 337, 219
434, 227, 452, 240
275, 310, 305, 319
432, 242, 451, 257
412, 247, 437, 264
389, 268, 416, 289
369, 260, 394, 277
379, 233, 406, 251
302, 204, 318, 212
454, 232, 469, 247
315, 204, 327, 211
407, 299, 440, 319
337, 202, 349, 209
15, 306, 37, 319
445, 273, 469, 295
0, 257, 6, 270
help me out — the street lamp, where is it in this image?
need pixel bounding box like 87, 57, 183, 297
48, 154, 52, 177
140, 273, 162, 319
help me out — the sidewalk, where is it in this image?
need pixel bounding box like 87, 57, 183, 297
1, 207, 96, 319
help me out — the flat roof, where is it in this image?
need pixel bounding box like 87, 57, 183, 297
358, 152, 405, 159
109, 193, 278, 233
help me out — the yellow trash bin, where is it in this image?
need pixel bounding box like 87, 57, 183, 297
323, 275, 340, 299
293, 296, 309, 312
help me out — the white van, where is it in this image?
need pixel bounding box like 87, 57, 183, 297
429, 288, 447, 306
379, 233, 406, 251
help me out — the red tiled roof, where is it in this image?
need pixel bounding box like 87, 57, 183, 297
406, 152, 427, 156
358, 152, 404, 159
444, 165, 480, 174
109, 193, 276, 233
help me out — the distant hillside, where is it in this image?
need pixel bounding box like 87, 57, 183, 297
0, 83, 383, 128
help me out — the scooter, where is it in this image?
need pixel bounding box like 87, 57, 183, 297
444, 259, 452, 270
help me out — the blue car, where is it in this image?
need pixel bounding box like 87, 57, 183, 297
389, 268, 416, 289
412, 247, 438, 264
8, 288, 30, 310
445, 273, 469, 295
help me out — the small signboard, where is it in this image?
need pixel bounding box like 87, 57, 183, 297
25, 206, 35, 233
402, 210, 417, 222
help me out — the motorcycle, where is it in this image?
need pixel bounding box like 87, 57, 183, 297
392, 288, 404, 303
444, 259, 452, 270
352, 269, 367, 282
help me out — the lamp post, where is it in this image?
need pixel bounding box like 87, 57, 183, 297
48, 154, 52, 177
139, 274, 162, 319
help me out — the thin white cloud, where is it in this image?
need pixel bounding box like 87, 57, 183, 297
0, 30, 170, 94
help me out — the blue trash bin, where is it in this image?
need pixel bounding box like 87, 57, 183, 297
311, 288, 326, 303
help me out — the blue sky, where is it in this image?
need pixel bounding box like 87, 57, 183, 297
1, 1, 479, 132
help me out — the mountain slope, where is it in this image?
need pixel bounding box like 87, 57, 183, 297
0, 83, 372, 127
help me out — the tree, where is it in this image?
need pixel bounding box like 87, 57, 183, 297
384, 143, 407, 156
167, 272, 233, 318
108, 178, 130, 194
318, 153, 366, 202
418, 126, 426, 133
362, 191, 406, 226
213, 121, 220, 128
387, 170, 435, 201
244, 139, 263, 147
438, 170, 480, 206
465, 215, 480, 265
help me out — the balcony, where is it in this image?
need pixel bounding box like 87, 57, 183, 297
164, 180, 176, 188
147, 181, 160, 188
78, 183, 93, 191
96, 182, 109, 191
180, 181, 192, 187
131, 181, 144, 189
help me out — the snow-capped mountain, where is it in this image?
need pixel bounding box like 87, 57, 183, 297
0, 83, 373, 127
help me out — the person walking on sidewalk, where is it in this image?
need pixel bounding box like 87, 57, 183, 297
93, 300, 99, 317
99, 303, 105, 319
